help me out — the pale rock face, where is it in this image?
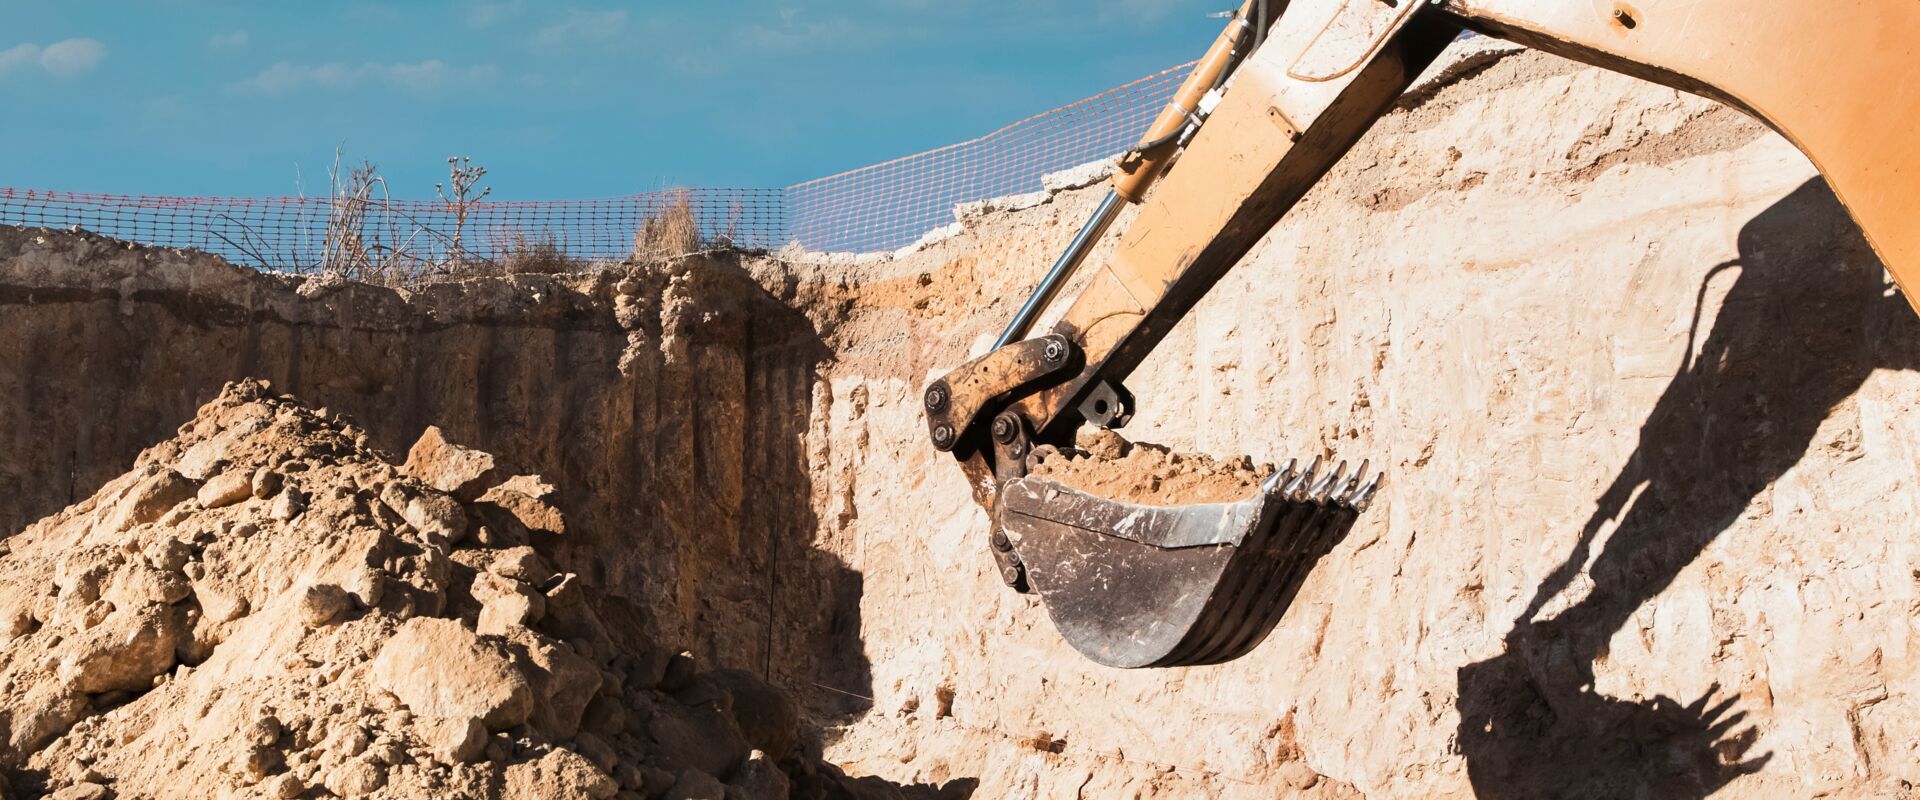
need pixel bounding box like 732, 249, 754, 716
174, 438, 230, 482
371, 617, 534, 731
778, 44, 1920, 800
102, 560, 190, 608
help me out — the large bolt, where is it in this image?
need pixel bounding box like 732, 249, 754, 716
1000, 564, 1023, 586
1042, 339, 1066, 363
990, 530, 1013, 551
991, 414, 1018, 444
931, 425, 955, 449
924, 384, 948, 412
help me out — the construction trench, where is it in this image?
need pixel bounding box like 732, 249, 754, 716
4, 43, 1920, 799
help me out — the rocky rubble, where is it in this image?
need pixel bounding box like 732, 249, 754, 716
0, 381, 820, 799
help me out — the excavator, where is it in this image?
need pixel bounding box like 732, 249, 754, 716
923, 0, 1920, 668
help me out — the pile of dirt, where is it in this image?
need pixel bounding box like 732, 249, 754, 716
1025, 430, 1267, 506
0, 380, 833, 800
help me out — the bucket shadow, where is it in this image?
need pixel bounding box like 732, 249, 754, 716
1456, 179, 1920, 798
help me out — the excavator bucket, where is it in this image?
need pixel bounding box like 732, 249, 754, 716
996, 457, 1379, 668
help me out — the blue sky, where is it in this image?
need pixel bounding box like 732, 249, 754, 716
0, 2, 1217, 200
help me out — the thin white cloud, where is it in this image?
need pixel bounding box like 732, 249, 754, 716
734, 14, 875, 54
0, 38, 107, 78
40, 38, 107, 75
533, 10, 629, 47
234, 60, 498, 95
0, 44, 37, 75
466, 0, 523, 28
209, 30, 250, 50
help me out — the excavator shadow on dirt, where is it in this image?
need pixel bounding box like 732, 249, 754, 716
1455, 179, 1920, 798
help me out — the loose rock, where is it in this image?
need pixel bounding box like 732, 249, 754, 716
371, 617, 532, 731
404, 426, 501, 501
195, 470, 253, 510
297, 583, 352, 627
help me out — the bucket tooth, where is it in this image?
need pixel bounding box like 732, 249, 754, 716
994, 450, 1381, 669
1260, 458, 1299, 493
1350, 470, 1385, 511
1338, 460, 1371, 505
1310, 460, 1348, 501
1288, 455, 1323, 501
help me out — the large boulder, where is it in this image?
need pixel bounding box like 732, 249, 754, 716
56, 603, 183, 694
100, 469, 197, 533
370, 617, 532, 731
403, 426, 501, 501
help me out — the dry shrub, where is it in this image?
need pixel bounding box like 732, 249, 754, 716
499, 233, 577, 274
632, 191, 701, 261
319, 154, 424, 285
436, 156, 491, 273
322, 156, 379, 277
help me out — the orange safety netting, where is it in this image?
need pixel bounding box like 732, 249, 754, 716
0, 63, 1191, 270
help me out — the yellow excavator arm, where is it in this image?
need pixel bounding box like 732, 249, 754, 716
925, 0, 1920, 668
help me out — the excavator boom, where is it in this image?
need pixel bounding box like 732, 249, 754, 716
927, 0, 1920, 668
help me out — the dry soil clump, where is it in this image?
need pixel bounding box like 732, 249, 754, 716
0, 380, 818, 800
1026, 429, 1266, 506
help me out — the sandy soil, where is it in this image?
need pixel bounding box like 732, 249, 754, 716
1025, 430, 1267, 506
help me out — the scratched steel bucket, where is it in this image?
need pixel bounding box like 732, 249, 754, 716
996, 457, 1380, 668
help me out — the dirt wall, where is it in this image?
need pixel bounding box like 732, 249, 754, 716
783, 45, 1920, 798
0, 233, 875, 733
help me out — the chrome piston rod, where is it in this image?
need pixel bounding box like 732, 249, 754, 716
993, 190, 1125, 349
